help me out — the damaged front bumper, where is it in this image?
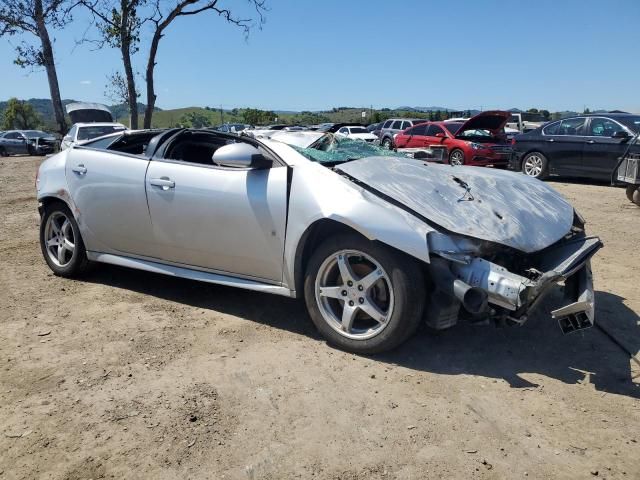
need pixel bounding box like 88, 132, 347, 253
430, 235, 602, 332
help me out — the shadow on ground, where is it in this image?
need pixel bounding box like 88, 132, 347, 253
83, 265, 640, 399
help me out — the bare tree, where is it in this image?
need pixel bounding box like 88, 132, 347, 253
0, 0, 75, 134
143, 0, 266, 128
80, 0, 146, 129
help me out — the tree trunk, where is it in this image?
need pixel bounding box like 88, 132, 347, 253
120, 1, 138, 129
34, 0, 66, 135
143, 29, 162, 129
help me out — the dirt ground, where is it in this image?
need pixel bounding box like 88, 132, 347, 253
1, 154, 639, 480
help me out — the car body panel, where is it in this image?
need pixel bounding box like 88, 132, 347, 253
64, 148, 156, 257
336, 157, 574, 253
145, 160, 288, 282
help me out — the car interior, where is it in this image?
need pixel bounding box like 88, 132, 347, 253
163, 131, 238, 165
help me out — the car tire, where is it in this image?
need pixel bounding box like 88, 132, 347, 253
521, 152, 548, 179
304, 232, 426, 354
39, 201, 91, 277
0, 147, 7, 157
449, 149, 465, 166
625, 185, 638, 203
632, 186, 640, 207
381, 137, 393, 150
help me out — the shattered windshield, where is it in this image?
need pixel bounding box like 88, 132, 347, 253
291, 134, 406, 164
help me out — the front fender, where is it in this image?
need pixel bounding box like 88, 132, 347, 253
283, 162, 434, 293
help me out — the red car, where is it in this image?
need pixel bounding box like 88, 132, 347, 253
394, 111, 513, 166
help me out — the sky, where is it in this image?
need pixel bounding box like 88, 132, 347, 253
1, 0, 639, 113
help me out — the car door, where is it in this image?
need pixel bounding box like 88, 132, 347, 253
546, 117, 587, 175
423, 124, 448, 148
581, 117, 631, 179
404, 124, 428, 148
5, 132, 27, 154
145, 134, 288, 283
65, 147, 157, 256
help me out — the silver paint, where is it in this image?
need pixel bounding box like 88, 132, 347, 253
336, 157, 574, 253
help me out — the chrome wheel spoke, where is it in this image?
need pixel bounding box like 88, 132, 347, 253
359, 299, 387, 325
57, 244, 66, 264
61, 219, 71, 237
360, 268, 384, 291
341, 303, 358, 332
336, 254, 356, 283
319, 286, 344, 299
63, 238, 75, 251
47, 237, 59, 247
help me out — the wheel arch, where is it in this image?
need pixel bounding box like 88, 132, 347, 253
293, 219, 366, 295
38, 195, 74, 218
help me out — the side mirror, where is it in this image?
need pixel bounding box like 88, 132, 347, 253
212, 142, 272, 169
63, 135, 71, 142
19, 135, 27, 142
435, 133, 446, 138
612, 130, 630, 139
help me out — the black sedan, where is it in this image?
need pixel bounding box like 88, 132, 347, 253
510, 113, 640, 181
0, 130, 57, 156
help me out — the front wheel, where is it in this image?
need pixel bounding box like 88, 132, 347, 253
39, 202, 91, 277
304, 233, 425, 354
381, 137, 393, 150
521, 152, 548, 179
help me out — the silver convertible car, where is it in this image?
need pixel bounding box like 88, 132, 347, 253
36, 128, 602, 353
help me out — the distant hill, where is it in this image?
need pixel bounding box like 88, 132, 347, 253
0, 98, 161, 127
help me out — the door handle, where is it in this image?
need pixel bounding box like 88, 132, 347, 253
149, 177, 175, 190
546, 139, 555, 143
586, 140, 595, 144
72, 164, 87, 175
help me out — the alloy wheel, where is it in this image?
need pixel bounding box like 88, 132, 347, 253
314, 249, 394, 340
44, 211, 76, 267
450, 151, 464, 165
523, 155, 543, 177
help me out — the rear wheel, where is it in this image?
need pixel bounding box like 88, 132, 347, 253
522, 152, 548, 179
39, 202, 91, 277
449, 149, 465, 165
633, 187, 640, 207
382, 137, 393, 150
304, 233, 425, 354
0, 147, 7, 157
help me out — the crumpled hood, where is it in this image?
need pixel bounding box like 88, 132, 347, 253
336, 157, 574, 253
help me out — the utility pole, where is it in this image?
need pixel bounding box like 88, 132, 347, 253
220, 104, 224, 125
